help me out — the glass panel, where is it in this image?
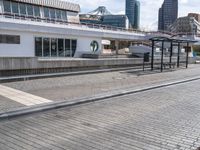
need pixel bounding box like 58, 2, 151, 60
27, 4, 33, 16
35, 37, 42, 56
61, 11, 67, 21
50, 9, 56, 19
3, 1, 11, 13
12, 2, 19, 14
0, 34, 20, 44
19, 3, 26, 15
43, 38, 50, 57
72, 40, 77, 57
65, 39, 71, 57
51, 38, 57, 57
58, 39, 64, 57
0, 35, 5, 43
34, 6, 40, 17
56, 10, 61, 20
44, 7, 49, 18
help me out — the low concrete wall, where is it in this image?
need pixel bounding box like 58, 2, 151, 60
0, 57, 144, 71
0, 57, 190, 77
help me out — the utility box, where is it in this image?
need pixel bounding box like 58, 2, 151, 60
144, 52, 150, 62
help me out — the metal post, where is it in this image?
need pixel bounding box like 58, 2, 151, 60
151, 40, 154, 71
143, 53, 145, 71
161, 41, 164, 72
177, 43, 180, 68
186, 42, 190, 68
169, 41, 173, 68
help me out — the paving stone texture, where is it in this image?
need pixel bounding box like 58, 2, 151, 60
1, 79, 200, 149
1, 64, 200, 113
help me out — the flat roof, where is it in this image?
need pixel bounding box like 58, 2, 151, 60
149, 36, 198, 43
12, 0, 80, 12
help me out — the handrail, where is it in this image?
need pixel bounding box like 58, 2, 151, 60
0, 12, 146, 34
0, 12, 200, 37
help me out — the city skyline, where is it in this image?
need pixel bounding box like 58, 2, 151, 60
67, 0, 200, 30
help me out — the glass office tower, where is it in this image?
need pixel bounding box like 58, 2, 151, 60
125, 0, 140, 29
158, 0, 178, 31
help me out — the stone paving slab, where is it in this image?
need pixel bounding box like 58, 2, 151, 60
1, 79, 200, 149
0, 96, 23, 113
1, 64, 200, 113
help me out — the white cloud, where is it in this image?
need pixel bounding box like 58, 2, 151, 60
66, 0, 200, 30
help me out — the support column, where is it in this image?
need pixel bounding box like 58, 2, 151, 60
186, 42, 190, 68
177, 43, 180, 68
115, 40, 119, 55
151, 40, 154, 71
161, 41, 164, 72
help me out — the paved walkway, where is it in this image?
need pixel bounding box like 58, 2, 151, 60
1, 64, 200, 113
0, 79, 200, 149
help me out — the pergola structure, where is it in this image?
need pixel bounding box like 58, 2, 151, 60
149, 36, 198, 72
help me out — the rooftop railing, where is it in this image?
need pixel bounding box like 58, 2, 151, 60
0, 12, 199, 38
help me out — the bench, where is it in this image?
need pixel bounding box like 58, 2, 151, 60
163, 62, 176, 69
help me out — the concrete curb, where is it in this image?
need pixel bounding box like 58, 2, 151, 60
0, 66, 144, 83
1, 76, 200, 121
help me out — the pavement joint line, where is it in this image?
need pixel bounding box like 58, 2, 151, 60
1, 76, 200, 121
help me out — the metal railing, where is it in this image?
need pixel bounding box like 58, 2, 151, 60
0, 12, 146, 34
0, 12, 200, 38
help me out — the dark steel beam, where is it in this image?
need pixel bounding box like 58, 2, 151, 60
151, 40, 154, 71
170, 41, 173, 68
161, 41, 164, 72
186, 42, 190, 68
177, 43, 180, 68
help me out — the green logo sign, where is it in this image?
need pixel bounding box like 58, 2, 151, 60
90, 41, 99, 52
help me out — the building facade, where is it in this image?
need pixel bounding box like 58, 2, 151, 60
101, 15, 129, 29
0, 0, 103, 58
0, 0, 146, 58
188, 13, 200, 23
158, 0, 178, 31
80, 6, 129, 29
169, 16, 200, 35
125, 0, 140, 29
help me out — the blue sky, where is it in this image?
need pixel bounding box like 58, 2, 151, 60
67, 0, 200, 30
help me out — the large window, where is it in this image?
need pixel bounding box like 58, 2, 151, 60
3, 1, 11, 13
50, 9, 56, 19
0, 34, 20, 44
61, 11, 67, 21
19, 3, 26, 15
65, 39, 71, 57
12, 2, 19, 14
35, 37, 77, 57
43, 38, 50, 57
72, 40, 77, 57
35, 37, 42, 56
34, 6, 40, 17
56, 10, 62, 20
44, 7, 49, 18
51, 38, 57, 57
27, 5, 33, 16
58, 39, 64, 57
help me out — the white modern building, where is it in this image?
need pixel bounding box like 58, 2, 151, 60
0, 0, 147, 58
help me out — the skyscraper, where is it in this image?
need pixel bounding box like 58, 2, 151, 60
126, 0, 140, 29
158, 0, 178, 31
